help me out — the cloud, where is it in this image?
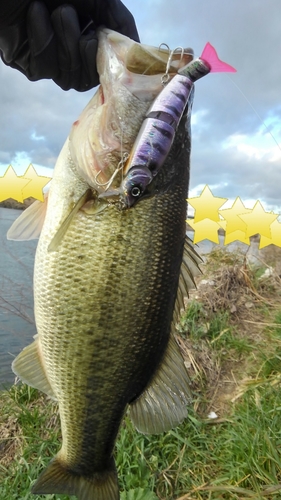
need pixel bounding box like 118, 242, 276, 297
0, 64, 92, 169
0, 0, 280, 214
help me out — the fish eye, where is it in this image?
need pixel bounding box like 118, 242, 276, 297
131, 186, 142, 197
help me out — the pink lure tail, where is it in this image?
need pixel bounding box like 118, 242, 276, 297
200, 42, 236, 73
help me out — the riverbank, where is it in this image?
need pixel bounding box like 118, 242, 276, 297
0, 197, 36, 210
1, 246, 281, 499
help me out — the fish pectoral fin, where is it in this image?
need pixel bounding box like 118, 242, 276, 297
32, 454, 119, 500
48, 188, 93, 252
7, 194, 48, 241
129, 336, 191, 434
12, 338, 56, 399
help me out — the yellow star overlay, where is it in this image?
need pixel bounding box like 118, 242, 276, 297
259, 220, 281, 249
225, 230, 251, 245
0, 165, 31, 203
188, 218, 221, 244
186, 187, 281, 248
0, 163, 52, 203
187, 185, 227, 223
219, 197, 252, 234
238, 201, 278, 239
20, 164, 51, 202
218, 219, 250, 245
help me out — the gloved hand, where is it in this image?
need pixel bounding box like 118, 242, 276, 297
0, 0, 139, 91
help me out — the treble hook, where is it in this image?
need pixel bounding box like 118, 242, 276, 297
158, 43, 170, 52
161, 46, 185, 85
94, 152, 129, 191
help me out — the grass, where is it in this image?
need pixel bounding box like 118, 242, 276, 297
1, 247, 281, 499
2, 383, 281, 499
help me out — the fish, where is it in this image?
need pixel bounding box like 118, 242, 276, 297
100, 43, 236, 208
7, 29, 203, 500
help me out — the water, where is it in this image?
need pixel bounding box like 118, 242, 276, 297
0, 208, 37, 387
0, 207, 260, 387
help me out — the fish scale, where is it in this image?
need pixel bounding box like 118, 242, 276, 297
34, 177, 185, 465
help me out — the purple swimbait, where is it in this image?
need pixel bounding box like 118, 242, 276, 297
100, 43, 236, 208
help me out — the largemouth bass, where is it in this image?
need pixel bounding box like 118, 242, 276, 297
8, 29, 201, 500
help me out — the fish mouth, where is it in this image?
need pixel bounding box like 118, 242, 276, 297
69, 29, 194, 199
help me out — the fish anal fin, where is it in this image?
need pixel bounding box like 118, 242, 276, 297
32, 455, 119, 500
7, 194, 48, 241
129, 336, 191, 434
12, 338, 56, 399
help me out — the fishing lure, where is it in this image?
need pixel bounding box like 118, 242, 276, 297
100, 43, 236, 208
120, 43, 236, 208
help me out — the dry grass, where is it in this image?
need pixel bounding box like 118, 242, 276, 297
0, 386, 60, 474
0, 414, 22, 468
177, 247, 281, 417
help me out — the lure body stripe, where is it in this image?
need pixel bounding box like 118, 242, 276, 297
119, 58, 210, 207
123, 59, 210, 179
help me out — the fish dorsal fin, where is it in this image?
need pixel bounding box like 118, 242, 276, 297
48, 189, 92, 252
7, 195, 48, 241
173, 236, 202, 323
129, 336, 191, 434
12, 337, 56, 399
126, 43, 193, 75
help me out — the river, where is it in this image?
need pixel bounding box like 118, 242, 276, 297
0, 208, 37, 388
0, 207, 260, 387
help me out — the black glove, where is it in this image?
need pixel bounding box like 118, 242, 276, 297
0, 0, 140, 91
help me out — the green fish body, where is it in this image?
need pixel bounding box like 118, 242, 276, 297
8, 29, 201, 500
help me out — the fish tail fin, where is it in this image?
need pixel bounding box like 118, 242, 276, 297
31, 454, 119, 500
200, 42, 236, 73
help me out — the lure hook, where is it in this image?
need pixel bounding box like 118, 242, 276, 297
94, 152, 129, 191
161, 46, 185, 85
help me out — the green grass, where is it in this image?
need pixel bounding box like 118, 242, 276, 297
2, 382, 281, 499
2, 252, 281, 499
179, 300, 253, 357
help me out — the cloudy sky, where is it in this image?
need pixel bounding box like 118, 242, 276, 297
0, 0, 280, 214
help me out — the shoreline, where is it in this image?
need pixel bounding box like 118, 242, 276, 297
0, 198, 36, 210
